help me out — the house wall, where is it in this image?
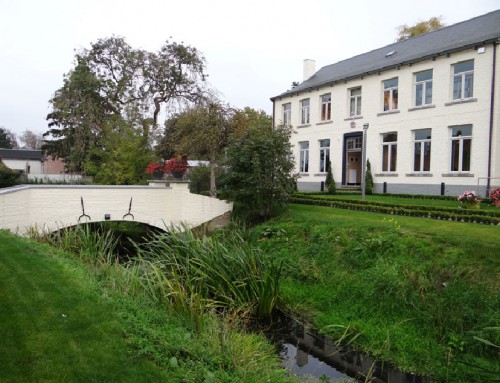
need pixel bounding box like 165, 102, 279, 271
2, 158, 43, 174
43, 156, 66, 174
275, 43, 500, 196
0, 183, 232, 236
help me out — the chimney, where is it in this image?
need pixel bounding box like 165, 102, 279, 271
303, 59, 316, 81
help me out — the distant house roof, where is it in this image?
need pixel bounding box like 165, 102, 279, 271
271, 10, 500, 100
0, 148, 44, 161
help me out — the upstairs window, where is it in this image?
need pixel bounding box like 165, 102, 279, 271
320, 94, 331, 121
283, 103, 291, 125
382, 133, 397, 172
349, 87, 362, 117
383, 78, 398, 111
450, 125, 472, 172
299, 141, 309, 173
414, 70, 433, 106
319, 139, 330, 173
452, 60, 474, 100
300, 98, 310, 125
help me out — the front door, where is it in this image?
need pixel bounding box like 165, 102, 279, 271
343, 134, 363, 186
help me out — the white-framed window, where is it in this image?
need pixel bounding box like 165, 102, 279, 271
349, 87, 362, 117
301, 98, 310, 125
319, 139, 330, 173
383, 78, 398, 111
450, 125, 472, 172
414, 70, 433, 106
299, 141, 309, 173
382, 132, 397, 172
320, 93, 331, 121
283, 103, 291, 125
413, 129, 431, 172
452, 60, 474, 100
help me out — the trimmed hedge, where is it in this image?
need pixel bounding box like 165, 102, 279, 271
290, 195, 500, 225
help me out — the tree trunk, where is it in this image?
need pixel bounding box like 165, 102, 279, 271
209, 153, 217, 198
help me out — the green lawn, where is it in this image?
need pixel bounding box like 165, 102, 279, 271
0, 230, 296, 383
0, 232, 168, 383
252, 204, 500, 383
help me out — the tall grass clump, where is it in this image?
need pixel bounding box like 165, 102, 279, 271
135, 224, 282, 326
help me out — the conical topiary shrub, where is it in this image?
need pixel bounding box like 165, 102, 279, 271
325, 160, 336, 194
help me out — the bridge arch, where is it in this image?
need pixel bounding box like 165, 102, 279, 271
0, 182, 232, 236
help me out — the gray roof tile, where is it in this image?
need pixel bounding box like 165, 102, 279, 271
272, 10, 500, 100
0, 149, 44, 161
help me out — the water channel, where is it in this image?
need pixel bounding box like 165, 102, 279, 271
271, 313, 432, 383
77, 222, 433, 383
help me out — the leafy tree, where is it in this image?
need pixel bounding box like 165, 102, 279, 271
44, 58, 112, 174
44, 36, 206, 180
365, 159, 374, 195
396, 16, 445, 41
82, 36, 206, 137
225, 123, 297, 221
0, 127, 17, 149
84, 120, 151, 184
165, 99, 236, 197
325, 160, 336, 194
19, 130, 43, 149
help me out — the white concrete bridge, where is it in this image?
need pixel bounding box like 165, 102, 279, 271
0, 181, 232, 236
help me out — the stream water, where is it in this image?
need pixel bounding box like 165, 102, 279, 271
271, 313, 432, 383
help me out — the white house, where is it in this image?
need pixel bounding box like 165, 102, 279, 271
271, 10, 500, 196
0, 149, 44, 174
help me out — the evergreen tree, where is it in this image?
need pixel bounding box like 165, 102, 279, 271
325, 160, 336, 194
365, 159, 374, 194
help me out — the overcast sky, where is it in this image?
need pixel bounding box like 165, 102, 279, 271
1, 0, 498, 136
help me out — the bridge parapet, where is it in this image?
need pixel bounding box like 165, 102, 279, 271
0, 182, 232, 236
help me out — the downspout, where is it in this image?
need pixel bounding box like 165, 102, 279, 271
271, 99, 276, 129
486, 41, 498, 195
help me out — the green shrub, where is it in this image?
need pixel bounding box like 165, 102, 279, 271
325, 160, 336, 194
188, 164, 211, 194
0, 161, 18, 188
365, 159, 374, 194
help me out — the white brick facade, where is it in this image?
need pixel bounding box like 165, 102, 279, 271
271, 13, 500, 196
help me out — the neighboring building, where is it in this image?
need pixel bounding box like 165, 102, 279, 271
271, 10, 500, 196
0, 149, 44, 174
0, 149, 81, 183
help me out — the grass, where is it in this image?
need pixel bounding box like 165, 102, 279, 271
0, 231, 167, 383
251, 204, 500, 383
0, 229, 296, 383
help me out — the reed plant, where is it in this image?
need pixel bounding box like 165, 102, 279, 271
135, 224, 283, 327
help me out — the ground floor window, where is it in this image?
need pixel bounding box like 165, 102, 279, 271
319, 139, 330, 172
299, 141, 309, 173
382, 133, 397, 172
413, 129, 431, 172
450, 125, 472, 172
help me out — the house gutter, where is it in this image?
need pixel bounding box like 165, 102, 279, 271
271, 99, 276, 128
487, 40, 498, 195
